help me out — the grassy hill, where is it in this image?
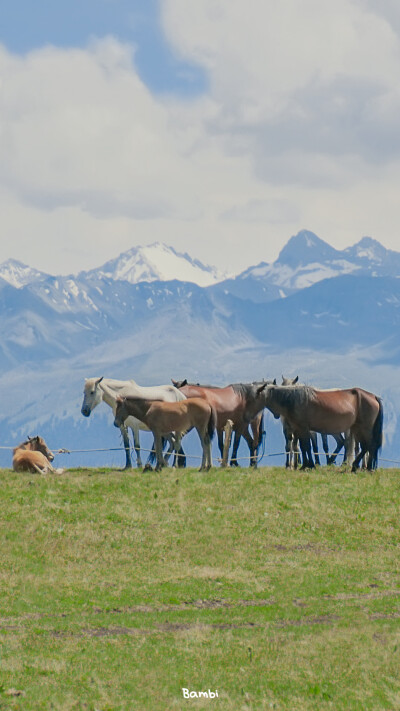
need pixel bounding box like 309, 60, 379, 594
1, 466, 400, 710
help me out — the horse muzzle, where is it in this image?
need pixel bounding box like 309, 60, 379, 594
81, 406, 91, 417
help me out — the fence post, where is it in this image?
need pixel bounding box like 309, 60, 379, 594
221, 419, 233, 468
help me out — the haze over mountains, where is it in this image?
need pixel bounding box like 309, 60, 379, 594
0, 230, 399, 468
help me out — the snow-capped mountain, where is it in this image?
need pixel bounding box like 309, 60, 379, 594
231, 230, 400, 298
1, 230, 400, 469
0, 258, 49, 288
84, 242, 228, 287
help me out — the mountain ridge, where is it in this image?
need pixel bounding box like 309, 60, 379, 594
0, 229, 399, 468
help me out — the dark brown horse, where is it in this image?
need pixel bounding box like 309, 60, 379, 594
281, 376, 345, 468
171, 379, 273, 467
114, 396, 216, 471
13, 436, 56, 474
254, 384, 383, 471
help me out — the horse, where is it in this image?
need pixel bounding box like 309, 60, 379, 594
114, 397, 216, 471
13, 436, 57, 474
171, 379, 274, 467
281, 377, 346, 468
254, 384, 383, 471
81, 377, 187, 469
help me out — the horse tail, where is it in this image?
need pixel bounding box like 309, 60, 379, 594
370, 397, 384, 469
208, 407, 217, 441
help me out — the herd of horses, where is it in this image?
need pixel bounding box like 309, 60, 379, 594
12, 374, 383, 475
79, 375, 383, 473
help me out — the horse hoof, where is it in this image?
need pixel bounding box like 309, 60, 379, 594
230, 460, 239, 468
143, 464, 153, 472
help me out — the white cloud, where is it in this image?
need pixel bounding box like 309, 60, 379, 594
1, 2, 400, 276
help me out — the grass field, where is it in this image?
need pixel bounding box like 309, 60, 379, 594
1, 464, 400, 710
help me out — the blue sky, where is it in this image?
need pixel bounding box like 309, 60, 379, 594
1, 1, 400, 275
0, 0, 206, 94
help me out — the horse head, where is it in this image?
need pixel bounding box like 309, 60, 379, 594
114, 396, 128, 429
22, 435, 54, 461
171, 378, 187, 389
81, 377, 104, 417
281, 375, 299, 386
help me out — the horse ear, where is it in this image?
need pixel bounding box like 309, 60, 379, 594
171, 379, 177, 386
182, 379, 187, 387
95, 377, 104, 386
293, 376, 299, 384
257, 383, 268, 395
273, 379, 277, 385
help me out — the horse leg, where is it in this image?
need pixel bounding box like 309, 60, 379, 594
344, 431, 355, 468
329, 433, 345, 465
198, 428, 212, 471
240, 427, 256, 467
285, 435, 291, 469
153, 434, 164, 472
197, 428, 206, 471
217, 429, 225, 466
163, 435, 175, 466
310, 432, 320, 466
321, 433, 330, 465
129, 426, 142, 468
299, 435, 314, 469
249, 417, 262, 469
352, 439, 368, 472
176, 443, 186, 468
292, 436, 300, 470
172, 434, 182, 468
229, 431, 241, 467
120, 425, 132, 469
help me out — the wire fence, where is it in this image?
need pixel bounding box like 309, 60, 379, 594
2, 442, 400, 466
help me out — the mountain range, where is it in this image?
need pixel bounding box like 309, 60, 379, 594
0, 230, 399, 469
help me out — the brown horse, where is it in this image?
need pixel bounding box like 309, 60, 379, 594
114, 397, 216, 471
171, 379, 273, 467
13, 436, 56, 474
281, 376, 346, 468
254, 384, 383, 471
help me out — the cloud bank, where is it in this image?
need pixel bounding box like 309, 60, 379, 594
1, 0, 400, 274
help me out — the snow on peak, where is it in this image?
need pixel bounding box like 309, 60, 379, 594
346, 236, 387, 263
88, 242, 228, 287
0, 258, 48, 288
276, 230, 341, 267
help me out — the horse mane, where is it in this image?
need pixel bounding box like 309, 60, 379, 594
231, 383, 256, 399
173, 379, 221, 389
271, 385, 316, 409
14, 436, 37, 452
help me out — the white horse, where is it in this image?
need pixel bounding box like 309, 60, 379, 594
81, 377, 186, 469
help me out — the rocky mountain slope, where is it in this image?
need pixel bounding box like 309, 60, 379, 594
0, 231, 398, 468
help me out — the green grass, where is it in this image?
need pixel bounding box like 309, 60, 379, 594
1, 465, 400, 710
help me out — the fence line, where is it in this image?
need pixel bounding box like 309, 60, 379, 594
1, 442, 399, 466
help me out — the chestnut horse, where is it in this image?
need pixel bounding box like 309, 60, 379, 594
255, 384, 383, 471
13, 436, 56, 474
171, 379, 274, 467
114, 397, 216, 471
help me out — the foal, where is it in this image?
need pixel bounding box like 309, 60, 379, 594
13, 436, 56, 474
114, 397, 216, 471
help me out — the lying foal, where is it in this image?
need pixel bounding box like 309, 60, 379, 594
13, 436, 60, 474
